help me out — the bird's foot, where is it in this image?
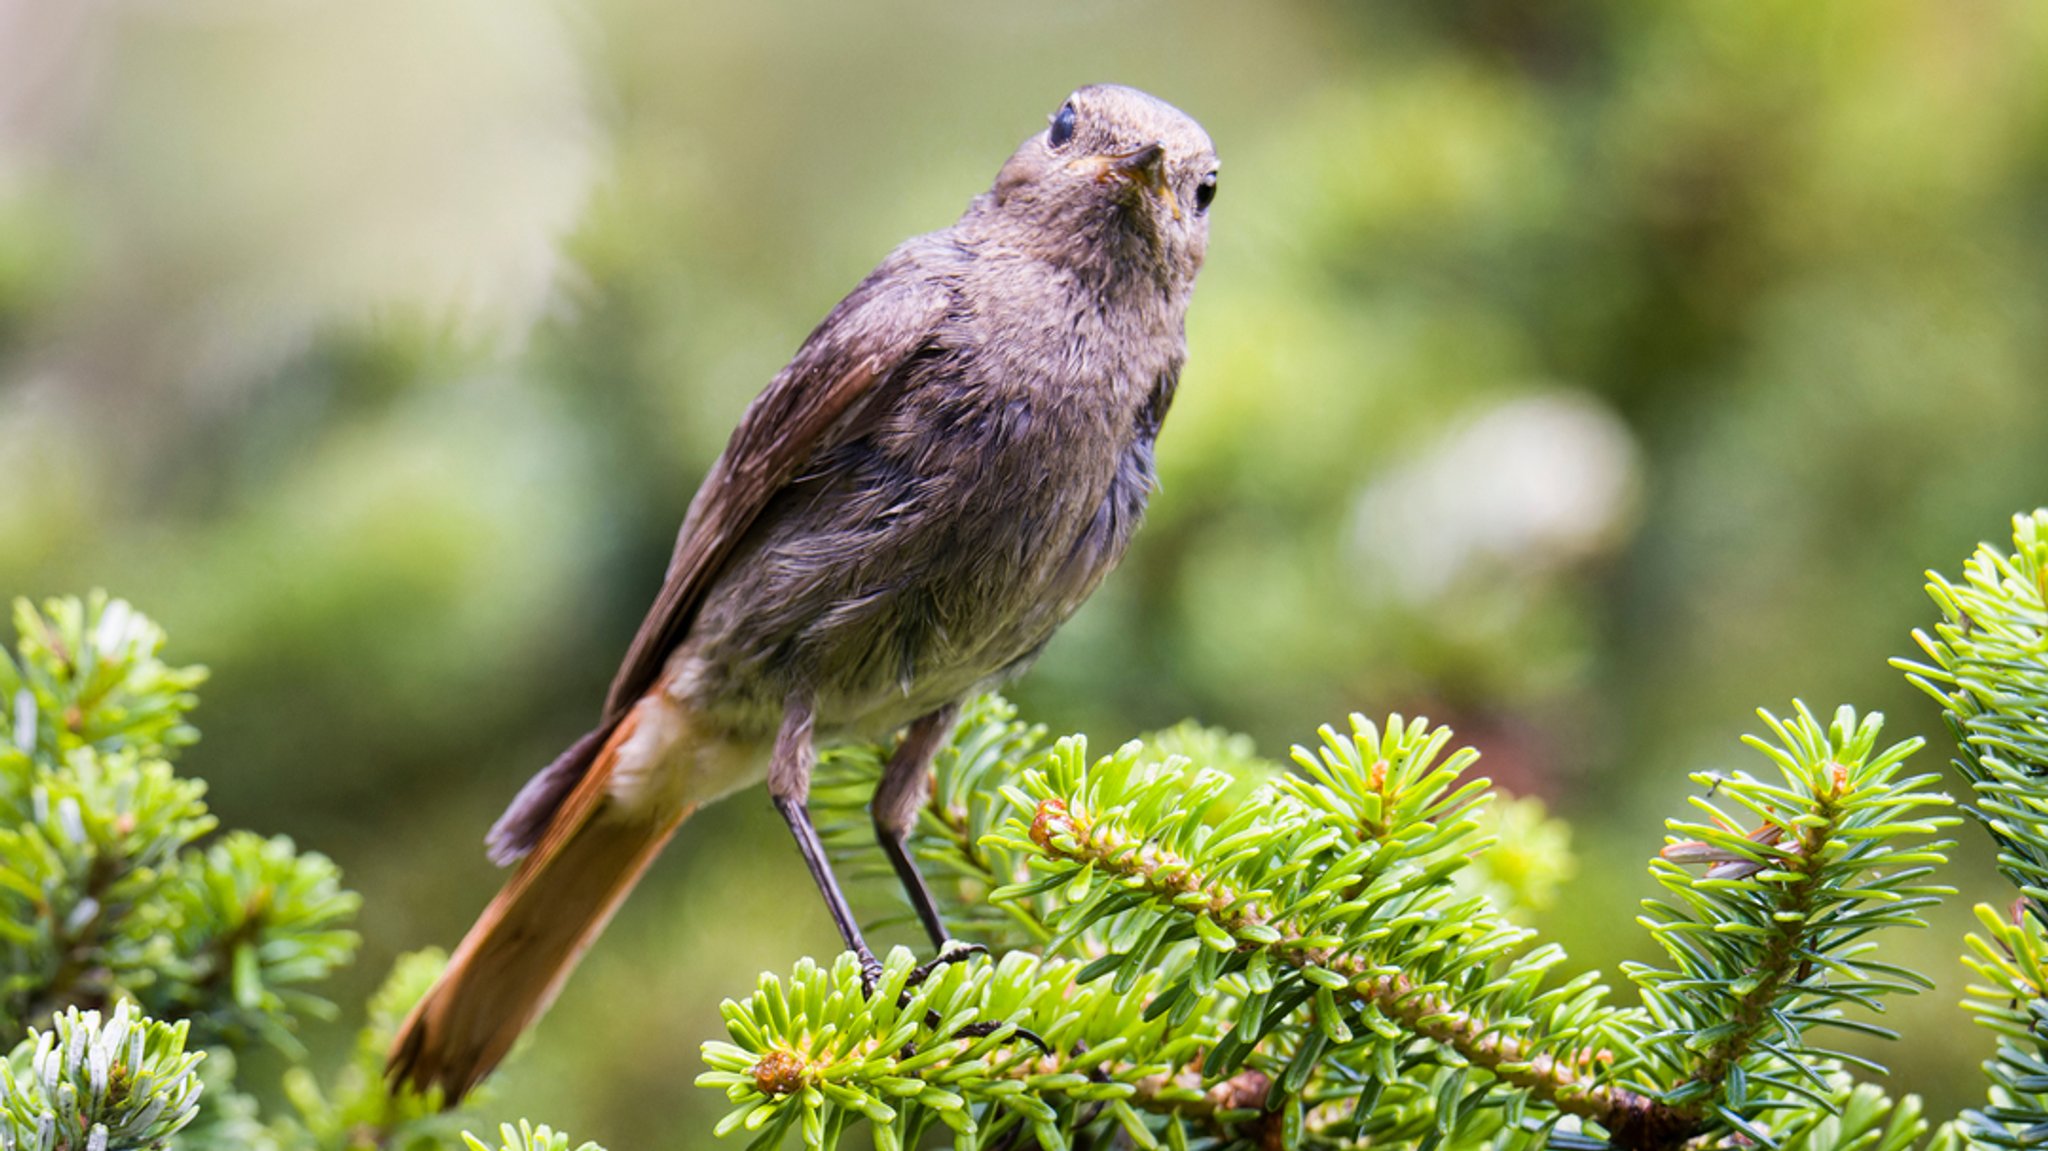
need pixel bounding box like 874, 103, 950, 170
857, 949, 888, 998
910, 942, 1050, 1054
861, 941, 1050, 1057
950, 1018, 1053, 1055
857, 940, 977, 999
902, 939, 986, 992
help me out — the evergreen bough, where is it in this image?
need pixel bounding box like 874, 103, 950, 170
0, 594, 601, 1151
699, 509, 2048, 1150
17, 512, 2048, 1150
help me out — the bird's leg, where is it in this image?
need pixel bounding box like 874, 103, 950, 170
768, 699, 1042, 1054
873, 705, 1049, 1055
872, 704, 965, 955
767, 700, 884, 989
874, 706, 990, 987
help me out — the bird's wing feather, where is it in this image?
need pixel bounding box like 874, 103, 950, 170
601, 247, 952, 718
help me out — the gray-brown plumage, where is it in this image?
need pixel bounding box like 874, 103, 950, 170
389, 84, 1218, 1102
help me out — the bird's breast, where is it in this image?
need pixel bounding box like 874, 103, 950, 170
679, 348, 1168, 741
674, 247, 1186, 740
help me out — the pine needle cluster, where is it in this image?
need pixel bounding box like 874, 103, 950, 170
0, 594, 599, 1151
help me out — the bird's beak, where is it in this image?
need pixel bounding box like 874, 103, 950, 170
1101, 142, 1180, 221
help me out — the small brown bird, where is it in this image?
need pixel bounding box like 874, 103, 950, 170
388, 84, 1218, 1101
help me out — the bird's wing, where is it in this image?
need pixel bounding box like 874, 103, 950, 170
601, 247, 951, 719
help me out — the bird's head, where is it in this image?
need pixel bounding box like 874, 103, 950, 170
982, 84, 1218, 290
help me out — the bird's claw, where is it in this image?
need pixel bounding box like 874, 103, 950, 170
855, 942, 1044, 1057
897, 1017, 1051, 1060
951, 1018, 1053, 1055
857, 951, 887, 998
902, 939, 987, 993
858, 940, 980, 1000
911, 942, 1047, 1055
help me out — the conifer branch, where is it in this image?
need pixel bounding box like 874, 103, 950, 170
1628, 704, 1953, 1145
720, 692, 1956, 1149
24, 500, 2048, 1151
0, 596, 601, 1151
0, 1002, 205, 1151
1016, 776, 1642, 1127
1900, 509, 2048, 1147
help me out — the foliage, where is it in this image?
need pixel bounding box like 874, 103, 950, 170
0, 1003, 203, 1151
1903, 510, 2048, 1148
0, 596, 599, 1151
701, 511, 2048, 1149
1625, 705, 1952, 1137
461, 1121, 604, 1151
0, 592, 354, 1046
730, 702, 1953, 1150
26, 511, 2048, 1150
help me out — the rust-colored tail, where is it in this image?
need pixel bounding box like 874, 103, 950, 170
388, 712, 690, 1103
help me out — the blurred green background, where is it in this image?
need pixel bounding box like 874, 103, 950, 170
4, 0, 2046, 1143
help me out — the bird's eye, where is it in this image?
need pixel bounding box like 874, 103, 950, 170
1047, 102, 1077, 149
1194, 171, 1218, 213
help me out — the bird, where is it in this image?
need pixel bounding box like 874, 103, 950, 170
388, 83, 1219, 1103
